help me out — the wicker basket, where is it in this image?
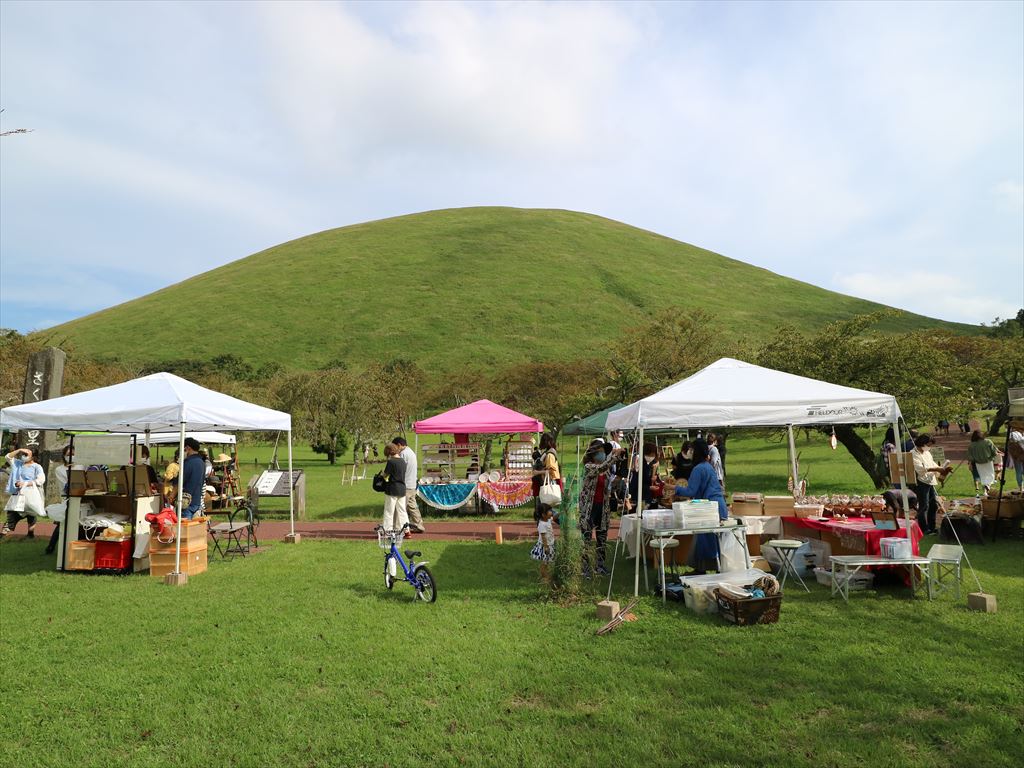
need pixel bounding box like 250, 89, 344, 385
713, 589, 782, 625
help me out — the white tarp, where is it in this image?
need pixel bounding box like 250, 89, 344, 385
0, 372, 289, 432
606, 358, 900, 430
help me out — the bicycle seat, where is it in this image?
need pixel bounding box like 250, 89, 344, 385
404, 550, 421, 560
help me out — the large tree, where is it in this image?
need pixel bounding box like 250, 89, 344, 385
756, 313, 978, 487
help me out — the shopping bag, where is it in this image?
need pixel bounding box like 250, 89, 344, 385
538, 477, 562, 507
21, 486, 45, 516
372, 472, 387, 493
4, 492, 26, 513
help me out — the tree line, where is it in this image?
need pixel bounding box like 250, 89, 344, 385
2, 310, 1021, 483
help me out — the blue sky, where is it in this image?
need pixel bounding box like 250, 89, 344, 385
1, 0, 1021, 332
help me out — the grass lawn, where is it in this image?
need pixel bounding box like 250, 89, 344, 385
230, 427, 986, 523
1, 534, 1021, 767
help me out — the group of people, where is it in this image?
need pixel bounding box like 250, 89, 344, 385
881, 423, 1021, 536
526, 432, 729, 578
378, 437, 426, 534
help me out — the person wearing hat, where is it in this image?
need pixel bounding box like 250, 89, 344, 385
911, 433, 951, 534
674, 439, 728, 574
577, 439, 624, 576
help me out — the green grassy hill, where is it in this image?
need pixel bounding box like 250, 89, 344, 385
39, 207, 974, 375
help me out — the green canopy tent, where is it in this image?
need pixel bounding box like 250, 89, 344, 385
563, 404, 625, 437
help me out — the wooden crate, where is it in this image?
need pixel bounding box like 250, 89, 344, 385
66, 540, 96, 571
149, 545, 208, 578
148, 520, 209, 552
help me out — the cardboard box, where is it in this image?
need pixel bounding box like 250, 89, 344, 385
731, 500, 764, 516
149, 544, 208, 578
763, 496, 796, 516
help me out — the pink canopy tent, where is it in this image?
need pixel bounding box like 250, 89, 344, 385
413, 399, 544, 434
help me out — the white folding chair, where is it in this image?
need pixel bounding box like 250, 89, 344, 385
927, 544, 964, 599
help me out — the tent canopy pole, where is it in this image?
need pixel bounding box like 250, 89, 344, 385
288, 430, 295, 537
634, 425, 645, 597
174, 423, 185, 574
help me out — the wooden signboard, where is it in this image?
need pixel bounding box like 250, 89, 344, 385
888, 453, 916, 486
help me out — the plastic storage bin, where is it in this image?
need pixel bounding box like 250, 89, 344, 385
880, 537, 911, 559
94, 539, 132, 570
813, 566, 874, 590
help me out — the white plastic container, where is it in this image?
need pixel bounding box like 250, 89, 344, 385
880, 537, 911, 559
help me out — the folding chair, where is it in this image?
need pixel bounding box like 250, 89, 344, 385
927, 544, 964, 599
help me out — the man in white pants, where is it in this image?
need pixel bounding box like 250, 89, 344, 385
394, 437, 424, 533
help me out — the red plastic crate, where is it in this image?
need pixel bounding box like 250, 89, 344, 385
94, 539, 132, 570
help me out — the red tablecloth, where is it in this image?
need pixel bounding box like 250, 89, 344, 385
783, 516, 924, 556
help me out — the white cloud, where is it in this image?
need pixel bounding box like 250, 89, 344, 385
254, 1, 640, 170
835, 271, 1020, 325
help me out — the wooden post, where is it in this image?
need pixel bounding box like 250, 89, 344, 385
495, 525, 503, 544
19, 348, 66, 504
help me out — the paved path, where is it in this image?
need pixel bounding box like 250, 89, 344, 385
3, 519, 623, 543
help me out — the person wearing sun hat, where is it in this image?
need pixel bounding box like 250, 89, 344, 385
577, 438, 625, 576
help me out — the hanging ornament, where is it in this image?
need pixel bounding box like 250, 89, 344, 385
830, 427, 838, 451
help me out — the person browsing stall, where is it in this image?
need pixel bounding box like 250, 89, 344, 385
631, 444, 661, 508
577, 439, 625, 577
392, 437, 425, 534
674, 439, 728, 574
173, 438, 206, 519
911, 434, 951, 535
531, 433, 561, 519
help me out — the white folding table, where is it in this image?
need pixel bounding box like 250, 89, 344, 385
829, 554, 932, 602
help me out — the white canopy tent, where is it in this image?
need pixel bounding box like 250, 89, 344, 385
1, 372, 294, 581
605, 358, 909, 597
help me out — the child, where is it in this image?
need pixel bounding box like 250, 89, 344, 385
530, 504, 556, 578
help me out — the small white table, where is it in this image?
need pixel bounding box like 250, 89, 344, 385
642, 524, 752, 603
829, 555, 932, 603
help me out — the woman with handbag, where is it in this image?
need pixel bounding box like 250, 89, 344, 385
531, 433, 561, 521
2, 446, 46, 539
577, 440, 624, 576
380, 443, 408, 531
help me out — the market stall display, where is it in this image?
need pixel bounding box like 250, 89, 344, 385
606, 358, 906, 599
412, 400, 543, 514
0, 372, 293, 583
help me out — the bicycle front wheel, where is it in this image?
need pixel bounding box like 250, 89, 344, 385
384, 556, 395, 590
413, 565, 437, 603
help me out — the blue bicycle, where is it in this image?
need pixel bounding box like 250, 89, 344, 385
375, 524, 437, 603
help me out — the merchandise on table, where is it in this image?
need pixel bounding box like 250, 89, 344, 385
672, 500, 720, 528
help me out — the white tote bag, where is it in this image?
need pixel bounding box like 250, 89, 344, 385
538, 476, 562, 507
21, 486, 46, 517
4, 492, 26, 513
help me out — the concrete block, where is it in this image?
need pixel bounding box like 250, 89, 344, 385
284, 533, 302, 544
597, 600, 620, 621
163, 572, 189, 587
967, 592, 997, 613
